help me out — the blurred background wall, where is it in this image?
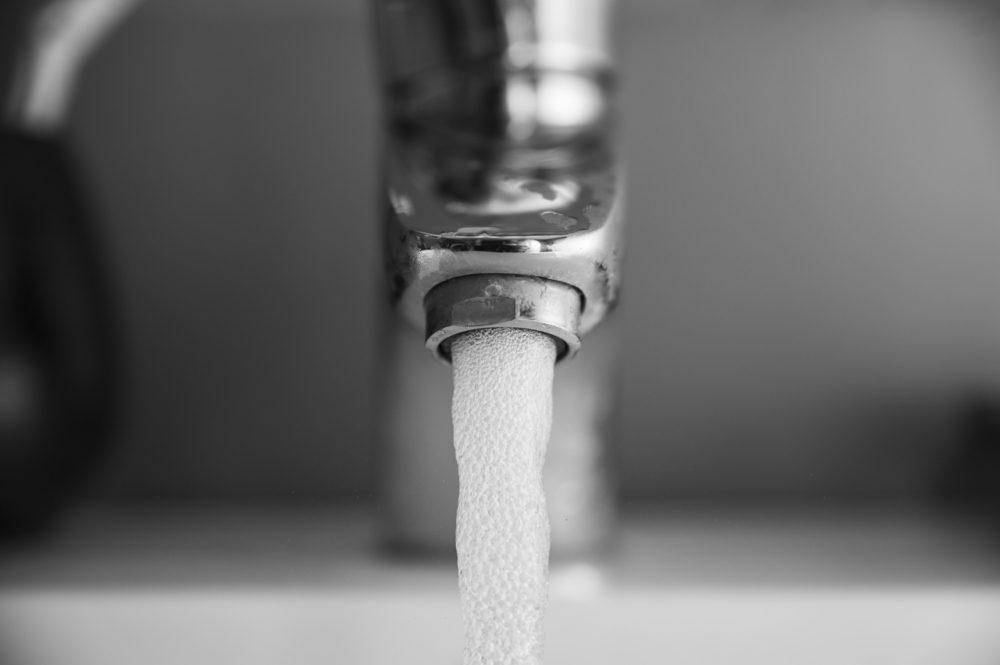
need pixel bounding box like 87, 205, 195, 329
68, 0, 1000, 502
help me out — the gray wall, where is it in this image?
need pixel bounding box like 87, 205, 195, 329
71, 0, 1000, 500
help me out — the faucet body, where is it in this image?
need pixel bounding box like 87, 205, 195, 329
374, 0, 624, 557
375, 0, 624, 357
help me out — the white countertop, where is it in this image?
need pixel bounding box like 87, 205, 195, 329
2, 505, 1000, 664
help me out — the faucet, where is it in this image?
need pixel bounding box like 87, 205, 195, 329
373, 0, 625, 558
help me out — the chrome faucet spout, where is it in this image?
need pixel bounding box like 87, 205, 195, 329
374, 0, 624, 358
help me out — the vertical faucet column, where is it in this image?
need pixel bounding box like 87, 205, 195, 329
374, 0, 625, 558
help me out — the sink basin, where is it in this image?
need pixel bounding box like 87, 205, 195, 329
2, 505, 999, 664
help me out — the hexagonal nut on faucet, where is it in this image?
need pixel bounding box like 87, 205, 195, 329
423, 274, 583, 364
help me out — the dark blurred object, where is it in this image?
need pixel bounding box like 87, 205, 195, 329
0, 130, 117, 538
939, 393, 1000, 510
0, 0, 137, 537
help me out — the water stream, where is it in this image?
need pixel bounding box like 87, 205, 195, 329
451, 327, 557, 665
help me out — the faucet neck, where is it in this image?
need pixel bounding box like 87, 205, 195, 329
374, 0, 617, 149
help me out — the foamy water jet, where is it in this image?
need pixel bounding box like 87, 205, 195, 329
451, 327, 556, 665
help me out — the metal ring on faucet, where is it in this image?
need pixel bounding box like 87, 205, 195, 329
424, 274, 583, 364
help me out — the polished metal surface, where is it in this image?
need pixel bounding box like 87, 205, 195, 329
1, 0, 140, 134
375, 0, 624, 345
